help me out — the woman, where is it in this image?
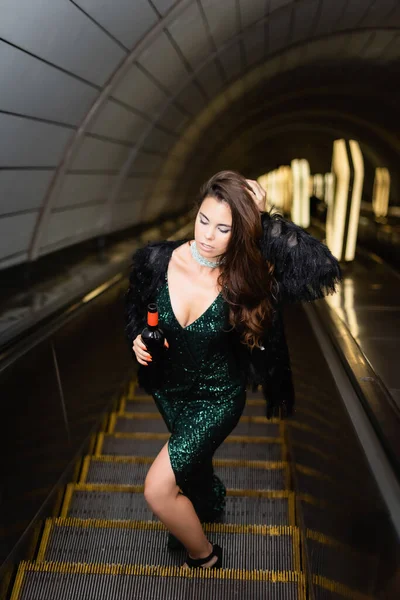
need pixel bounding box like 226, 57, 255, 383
125, 170, 341, 570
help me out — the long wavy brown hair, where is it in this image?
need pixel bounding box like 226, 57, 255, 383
197, 170, 276, 350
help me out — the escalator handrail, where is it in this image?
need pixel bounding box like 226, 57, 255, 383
313, 299, 400, 476
0, 271, 127, 375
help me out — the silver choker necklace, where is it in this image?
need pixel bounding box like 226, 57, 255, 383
190, 241, 222, 268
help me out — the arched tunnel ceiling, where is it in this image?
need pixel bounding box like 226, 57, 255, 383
0, 0, 399, 269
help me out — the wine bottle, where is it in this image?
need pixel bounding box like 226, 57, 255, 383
141, 303, 165, 366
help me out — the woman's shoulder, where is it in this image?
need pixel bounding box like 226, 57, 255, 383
134, 237, 187, 255
131, 238, 188, 271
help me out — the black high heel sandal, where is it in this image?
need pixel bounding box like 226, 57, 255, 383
185, 543, 223, 569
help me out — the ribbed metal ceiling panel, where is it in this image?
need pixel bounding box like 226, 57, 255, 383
0, 0, 398, 269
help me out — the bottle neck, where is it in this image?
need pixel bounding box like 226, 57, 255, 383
147, 312, 159, 328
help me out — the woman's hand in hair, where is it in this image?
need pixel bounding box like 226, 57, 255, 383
245, 179, 266, 212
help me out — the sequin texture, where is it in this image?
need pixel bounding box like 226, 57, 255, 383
152, 278, 246, 522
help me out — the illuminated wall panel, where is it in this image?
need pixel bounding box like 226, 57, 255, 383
372, 167, 390, 218
324, 173, 334, 207
326, 139, 350, 260
327, 139, 364, 262
345, 140, 364, 261
291, 158, 310, 227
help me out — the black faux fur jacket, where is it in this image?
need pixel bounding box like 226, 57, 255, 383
125, 212, 342, 418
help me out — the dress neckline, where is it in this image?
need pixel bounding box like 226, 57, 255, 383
165, 241, 223, 330
165, 277, 221, 331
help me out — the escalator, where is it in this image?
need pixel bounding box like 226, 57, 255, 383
10, 380, 305, 599
6, 302, 399, 599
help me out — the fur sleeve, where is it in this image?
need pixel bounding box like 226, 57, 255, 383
260, 212, 342, 303
248, 309, 295, 419
124, 245, 151, 348
124, 240, 174, 347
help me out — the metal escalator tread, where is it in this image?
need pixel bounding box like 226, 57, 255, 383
101, 435, 166, 457
241, 403, 267, 417
81, 456, 289, 490
64, 485, 294, 525
123, 401, 159, 413
12, 562, 305, 600
112, 415, 169, 434
9, 380, 305, 600
37, 518, 299, 572
99, 434, 284, 461
124, 400, 267, 417
231, 420, 281, 437
111, 413, 282, 438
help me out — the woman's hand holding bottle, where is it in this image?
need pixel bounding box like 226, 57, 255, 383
132, 303, 169, 367
133, 334, 169, 366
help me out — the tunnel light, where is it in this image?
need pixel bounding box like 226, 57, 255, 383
291, 159, 310, 227
313, 174, 325, 200
291, 160, 301, 224
326, 139, 364, 262
308, 175, 314, 198
345, 141, 364, 262
264, 172, 273, 209
282, 166, 292, 214
300, 160, 310, 228
258, 167, 292, 213
270, 172, 278, 210
326, 140, 350, 260
324, 173, 334, 207
257, 174, 268, 193
372, 168, 390, 218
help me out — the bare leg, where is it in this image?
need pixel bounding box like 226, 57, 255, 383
144, 441, 218, 568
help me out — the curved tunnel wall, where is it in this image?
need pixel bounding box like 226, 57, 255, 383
1, 0, 399, 271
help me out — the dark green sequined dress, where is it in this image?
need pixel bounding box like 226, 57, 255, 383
152, 274, 246, 522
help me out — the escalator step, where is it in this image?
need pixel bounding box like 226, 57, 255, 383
131, 388, 267, 401
124, 399, 267, 417
63, 484, 294, 525
222, 418, 281, 438
96, 433, 284, 461
242, 403, 267, 417
96, 433, 168, 457
124, 401, 158, 413
11, 562, 306, 600
37, 519, 300, 572
109, 413, 282, 438
80, 456, 289, 490
111, 414, 169, 434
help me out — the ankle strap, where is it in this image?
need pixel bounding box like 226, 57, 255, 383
186, 546, 215, 567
